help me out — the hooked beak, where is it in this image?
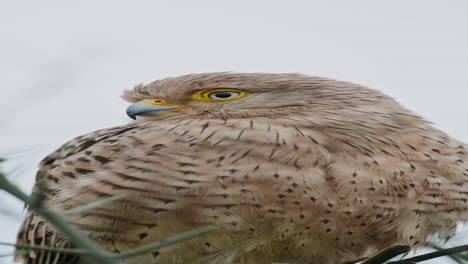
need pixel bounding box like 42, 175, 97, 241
126, 99, 179, 119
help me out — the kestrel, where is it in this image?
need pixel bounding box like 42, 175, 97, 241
16, 73, 468, 264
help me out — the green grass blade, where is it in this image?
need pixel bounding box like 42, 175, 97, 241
0, 242, 87, 255
116, 224, 223, 259
0, 172, 119, 264
0, 249, 28, 258
389, 244, 468, 263
61, 195, 122, 216
361, 245, 411, 264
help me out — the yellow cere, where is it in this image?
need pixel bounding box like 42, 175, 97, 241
191, 89, 249, 102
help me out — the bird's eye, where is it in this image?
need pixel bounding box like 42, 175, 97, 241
191, 89, 249, 102
208, 91, 240, 99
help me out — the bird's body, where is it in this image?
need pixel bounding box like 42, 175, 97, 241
16, 73, 468, 263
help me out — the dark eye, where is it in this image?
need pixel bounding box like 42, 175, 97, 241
208, 91, 240, 99
193, 89, 248, 101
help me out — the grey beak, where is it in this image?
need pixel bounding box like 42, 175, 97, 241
126, 101, 177, 119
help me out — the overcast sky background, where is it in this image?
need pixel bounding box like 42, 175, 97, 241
1, 1, 467, 263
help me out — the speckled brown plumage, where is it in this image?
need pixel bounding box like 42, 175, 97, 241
16, 73, 468, 264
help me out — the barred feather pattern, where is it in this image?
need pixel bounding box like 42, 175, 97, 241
16, 73, 468, 264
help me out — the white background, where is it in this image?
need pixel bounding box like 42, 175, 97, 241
0, 1, 467, 263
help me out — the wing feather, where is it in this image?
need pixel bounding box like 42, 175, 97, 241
15, 125, 138, 264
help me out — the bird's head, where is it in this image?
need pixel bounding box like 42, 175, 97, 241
124, 72, 319, 120
123, 72, 425, 133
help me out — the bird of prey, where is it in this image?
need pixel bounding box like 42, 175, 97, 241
16, 73, 468, 264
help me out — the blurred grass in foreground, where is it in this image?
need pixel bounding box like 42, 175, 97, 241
0, 158, 221, 263
0, 158, 467, 263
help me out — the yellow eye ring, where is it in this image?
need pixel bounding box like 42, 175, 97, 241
191, 89, 249, 102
